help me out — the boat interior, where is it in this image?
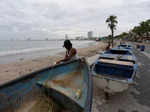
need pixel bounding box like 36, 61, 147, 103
94, 58, 135, 79
0, 60, 90, 112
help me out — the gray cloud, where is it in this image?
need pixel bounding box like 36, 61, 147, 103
0, 0, 150, 40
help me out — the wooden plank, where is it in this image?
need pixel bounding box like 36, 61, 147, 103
99, 59, 133, 66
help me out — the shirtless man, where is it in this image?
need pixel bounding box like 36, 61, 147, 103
56, 40, 77, 64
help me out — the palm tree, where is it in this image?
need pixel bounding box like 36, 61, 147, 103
106, 15, 118, 47
146, 19, 150, 40
140, 20, 150, 40
131, 20, 150, 41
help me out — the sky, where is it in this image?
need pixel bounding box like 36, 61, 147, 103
0, 0, 150, 40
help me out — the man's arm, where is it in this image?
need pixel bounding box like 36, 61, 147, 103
56, 48, 77, 64
61, 48, 76, 61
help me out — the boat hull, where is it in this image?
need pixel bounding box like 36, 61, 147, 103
91, 48, 137, 94
0, 58, 92, 112
93, 75, 129, 93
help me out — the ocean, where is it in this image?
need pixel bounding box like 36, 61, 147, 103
0, 40, 94, 64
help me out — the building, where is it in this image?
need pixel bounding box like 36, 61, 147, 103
75, 36, 84, 40
87, 31, 93, 39
65, 34, 68, 39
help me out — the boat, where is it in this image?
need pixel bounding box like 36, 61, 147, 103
91, 48, 137, 94
117, 44, 133, 50
140, 45, 145, 51
0, 58, 92, 112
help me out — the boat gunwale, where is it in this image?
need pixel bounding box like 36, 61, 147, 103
92, 64, 137, 84
0, 58, 82, 88
91, 58, 137, 84
92, 73, 135, 84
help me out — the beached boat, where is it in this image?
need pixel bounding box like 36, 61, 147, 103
92, 48, 137, 94
117, 44, 133, 50
0, 58, 92, 112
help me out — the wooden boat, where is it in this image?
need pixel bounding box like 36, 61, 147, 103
0, 58, 92, 112
92, 48, 137, 94
117, 44, 133, 50
140, 45, 145, 51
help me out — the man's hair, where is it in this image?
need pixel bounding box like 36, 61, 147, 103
63, 40, 72, 48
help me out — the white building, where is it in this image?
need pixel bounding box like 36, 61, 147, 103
65, 34, 68, 39
88, 31, 93, 39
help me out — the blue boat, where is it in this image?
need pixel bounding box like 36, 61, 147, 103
140, 45, 145, 51
92, 48, 137, 93
117, 44, 133, 50
98, 48, 136, 62
0, 58, 92, 112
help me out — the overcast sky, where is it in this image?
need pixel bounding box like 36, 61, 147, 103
0, 0, 150, 40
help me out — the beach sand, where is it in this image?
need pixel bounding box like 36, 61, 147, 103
1, 41, 150, 112
0, 42, 106, 85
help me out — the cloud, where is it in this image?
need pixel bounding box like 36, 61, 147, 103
0, 0, 150, 39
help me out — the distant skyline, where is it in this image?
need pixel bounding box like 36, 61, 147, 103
0, 0, 150, 40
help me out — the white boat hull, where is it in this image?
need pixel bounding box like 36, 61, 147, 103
93, 75, 129, 93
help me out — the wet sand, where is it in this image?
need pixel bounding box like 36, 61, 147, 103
0, 42, 106, 85
92, 86, 150, 112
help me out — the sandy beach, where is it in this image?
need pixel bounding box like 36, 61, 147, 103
0, 42, 107, 85
1, 41, 150, 112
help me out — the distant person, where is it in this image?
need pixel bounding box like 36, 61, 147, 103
120, 41, 124, 45
56, 40, 77, 64
120, 41, 122, 45
106, 42, 111, 50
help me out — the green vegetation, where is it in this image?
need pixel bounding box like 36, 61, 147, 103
117, 19, 150, 42
106, 15, 118, 47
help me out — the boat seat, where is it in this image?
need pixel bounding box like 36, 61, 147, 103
99, 59, 133, 66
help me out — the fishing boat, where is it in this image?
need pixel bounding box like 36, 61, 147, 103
117, 44, 133, 50
92, 48, 137, 94
0, 58, 92, 112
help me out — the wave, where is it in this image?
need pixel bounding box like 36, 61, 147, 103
0, 47, 60, 57
0, 41, 95, 57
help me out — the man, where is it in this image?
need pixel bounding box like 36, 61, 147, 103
56, 40, 77, 64
106, 42, 111, 50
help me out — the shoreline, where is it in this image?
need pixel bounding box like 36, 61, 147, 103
0, 40, 95, 64
0, 42, 107, 85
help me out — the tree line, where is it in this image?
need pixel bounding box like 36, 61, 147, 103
105, 15, 150, 45
117, 19, 150, 42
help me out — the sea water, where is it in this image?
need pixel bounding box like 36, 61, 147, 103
0, 40, 94, 64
